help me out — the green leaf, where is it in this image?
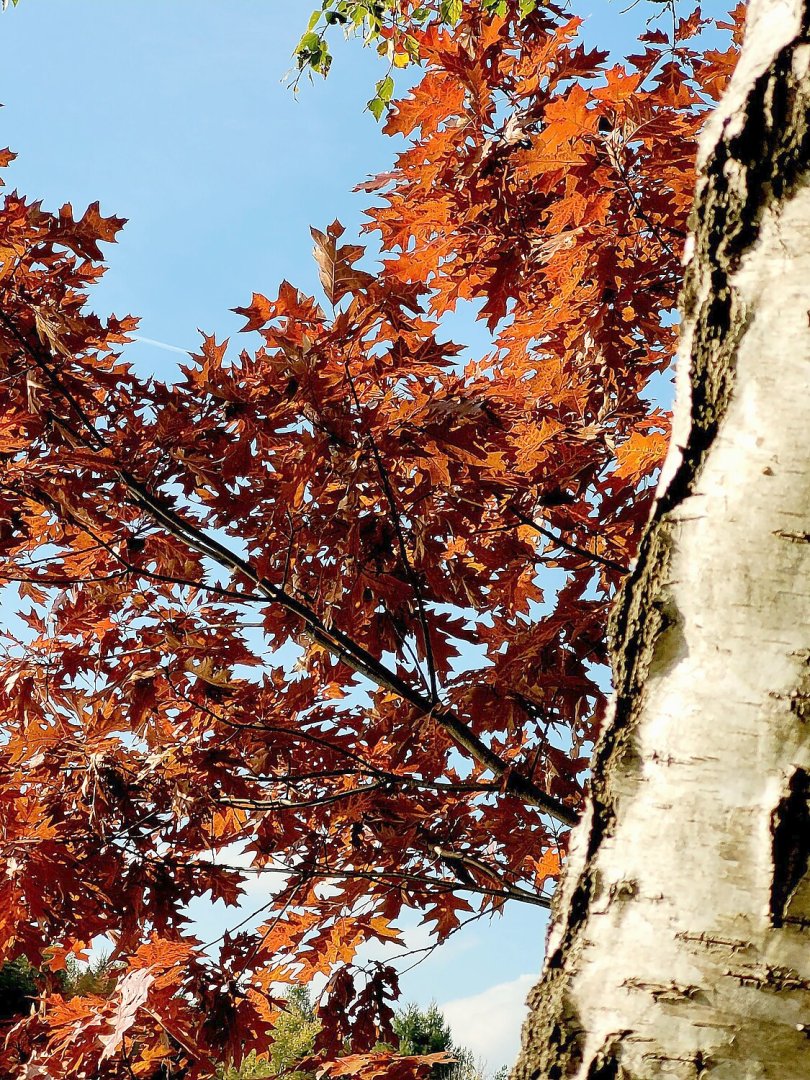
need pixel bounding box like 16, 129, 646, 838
367, 74, 394, 120
439, 0, 463, 24
367, 95, 386, 121
296, 30, 321, 52
403, 34, 421, 61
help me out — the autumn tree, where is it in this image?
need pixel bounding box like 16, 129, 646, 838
0, 2, 740, 1077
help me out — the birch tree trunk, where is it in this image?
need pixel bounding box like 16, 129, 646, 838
514, 3, 810, 1077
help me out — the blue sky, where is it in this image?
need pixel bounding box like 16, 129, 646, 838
0, 3, 395, 364
0, 0, 728, 1068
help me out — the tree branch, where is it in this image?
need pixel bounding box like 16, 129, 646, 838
0, 311, 578, 827
509, 504, 629, 576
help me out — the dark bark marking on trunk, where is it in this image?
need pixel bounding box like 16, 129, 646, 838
726, 960, 810, 992
770, 767, 810, 928
639, 1051, 709, 1077
773, 529, 810, 543
674, 930, 754, 955
621, 979, 706, 1005
584, 1051, 623, 1080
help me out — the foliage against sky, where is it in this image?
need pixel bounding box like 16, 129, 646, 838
0, 1, 741, 1076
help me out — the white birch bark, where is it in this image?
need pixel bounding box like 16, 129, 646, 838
514, 3, 810, 1076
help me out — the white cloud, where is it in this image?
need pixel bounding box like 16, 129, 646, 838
440, 973, 537, 1073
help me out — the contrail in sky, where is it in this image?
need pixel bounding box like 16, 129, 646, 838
132, 334, 191, 356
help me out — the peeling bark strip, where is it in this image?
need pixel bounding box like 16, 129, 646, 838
515, 4, 810, 1078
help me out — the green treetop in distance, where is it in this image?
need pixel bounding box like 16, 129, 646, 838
392, 1002, 481, 1080
223, 994, 481, 1080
